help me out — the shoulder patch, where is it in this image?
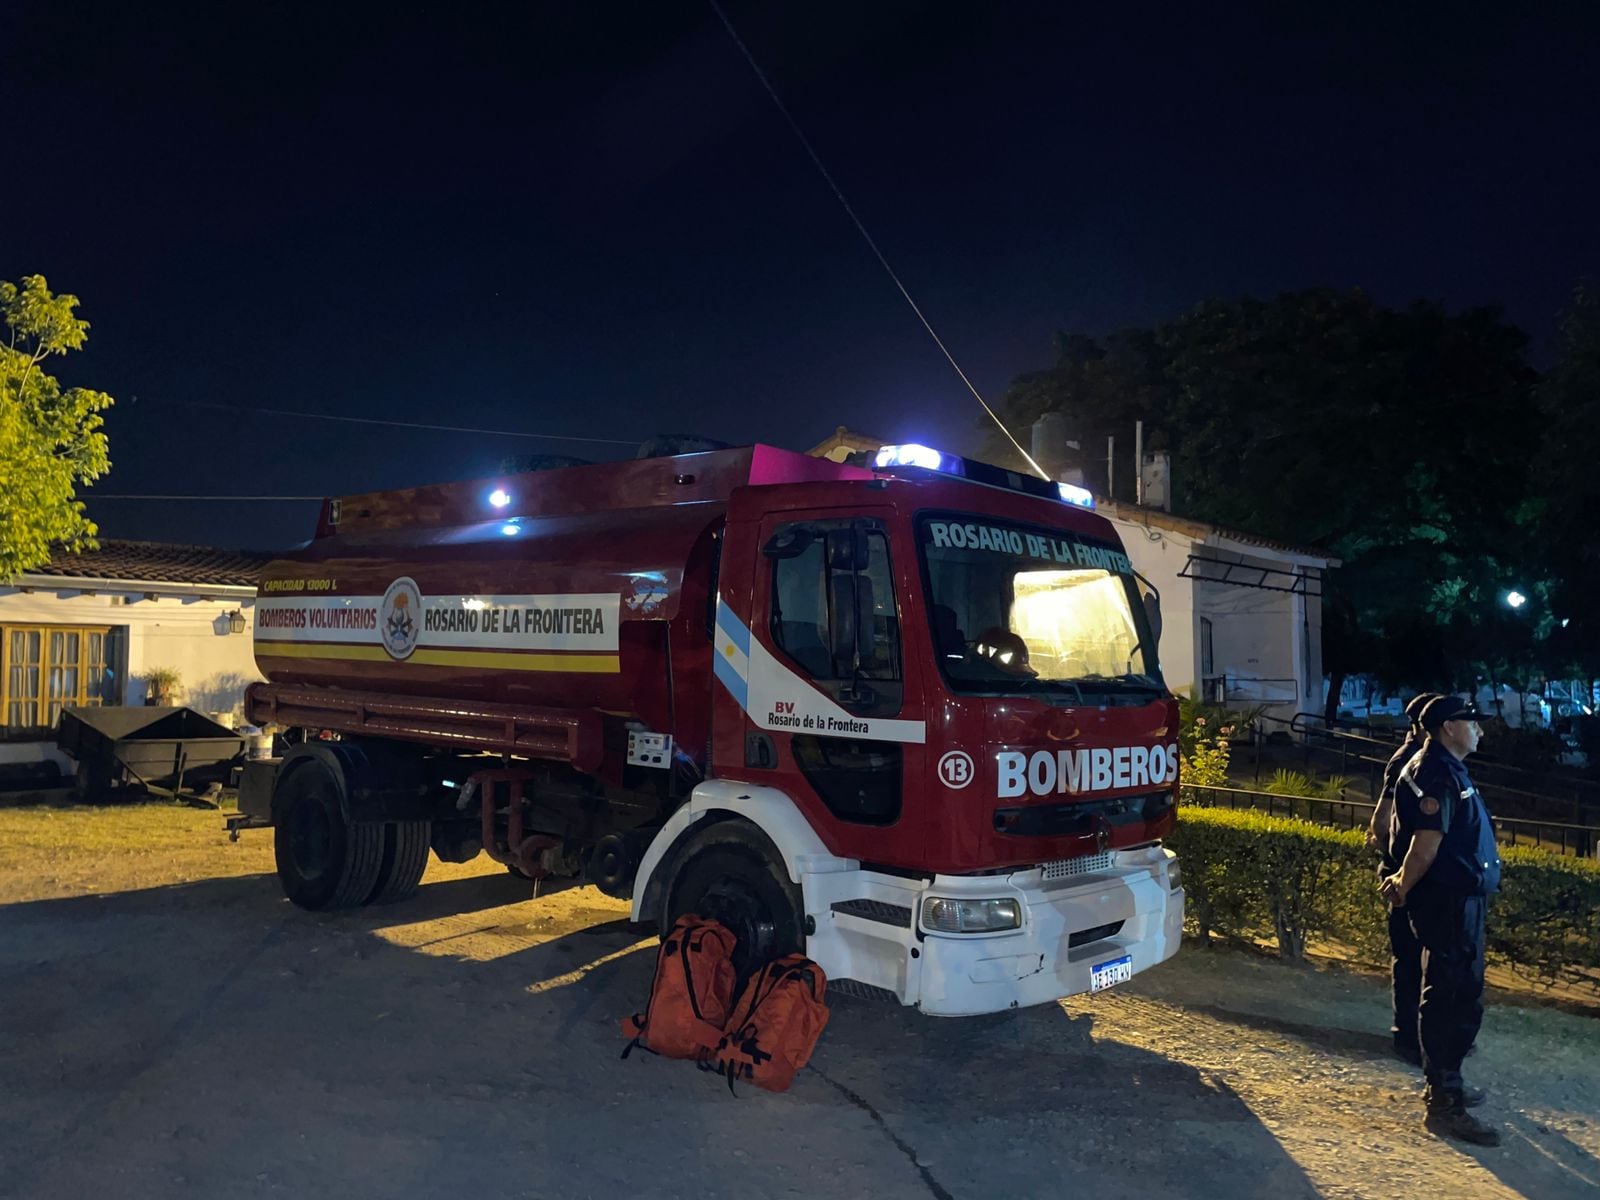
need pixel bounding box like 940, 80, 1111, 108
1419, 797, 1441, 816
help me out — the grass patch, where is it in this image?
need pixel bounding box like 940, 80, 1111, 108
0, 800, 273, 905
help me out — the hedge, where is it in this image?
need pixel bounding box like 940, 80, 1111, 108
1168, 804, 1600, 996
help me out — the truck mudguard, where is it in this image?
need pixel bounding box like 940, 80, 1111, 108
631, 779, 856, 926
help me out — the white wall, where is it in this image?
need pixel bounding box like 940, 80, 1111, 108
1104, 513, 1200, 695
1194, 574, 1297, 706
1191, 544, 1330, 721
1103, 515, 1332, 721
0, 586, 263, 748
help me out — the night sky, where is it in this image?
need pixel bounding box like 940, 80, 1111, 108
6, 3, 1597, 551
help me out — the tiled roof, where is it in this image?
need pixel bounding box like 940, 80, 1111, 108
1097, 500, 1341, 566
23, 540, 270, 587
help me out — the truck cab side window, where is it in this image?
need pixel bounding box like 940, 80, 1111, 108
768, 520, 902, 717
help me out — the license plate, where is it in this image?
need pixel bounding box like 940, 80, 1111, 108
1090, 954, 1133, 993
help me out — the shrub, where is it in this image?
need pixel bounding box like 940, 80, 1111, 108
1177, 692, 1262, 757
1317, 774, 1352, 800
1169, 807, 1365, 961
1179, 702, 1246, 787
1262, 769, 1318, 797
1168, 805, 1600, 993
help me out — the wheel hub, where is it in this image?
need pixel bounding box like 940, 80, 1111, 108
289, 797, 333, 881
700, 878, 777, 964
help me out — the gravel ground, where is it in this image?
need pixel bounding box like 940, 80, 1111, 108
1, 803, 1596, 1199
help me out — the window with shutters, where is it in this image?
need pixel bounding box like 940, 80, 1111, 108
1, 625, 124, 734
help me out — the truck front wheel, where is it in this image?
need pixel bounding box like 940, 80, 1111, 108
274, 761, 384, 910
665, 823, 803, 984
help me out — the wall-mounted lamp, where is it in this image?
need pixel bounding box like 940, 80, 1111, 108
227, 609, 247, 635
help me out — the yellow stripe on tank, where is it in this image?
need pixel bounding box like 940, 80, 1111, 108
258, 642, 621, 673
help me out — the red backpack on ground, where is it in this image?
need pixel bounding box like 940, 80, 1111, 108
704, 954, 830, 1093
620, 915, 738, 1061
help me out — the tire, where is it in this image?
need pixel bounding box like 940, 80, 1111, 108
664, 822, 804, 986
367, 820, 432, 904
273, 760, 385, 911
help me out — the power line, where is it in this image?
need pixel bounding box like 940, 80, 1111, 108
707, 0, 1049, 480
89, 494, 323, 501
133, 397, 638, 446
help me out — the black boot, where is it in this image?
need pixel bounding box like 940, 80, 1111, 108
1418, 1082, 1487, 1107
1424, 1085, 1500, 1146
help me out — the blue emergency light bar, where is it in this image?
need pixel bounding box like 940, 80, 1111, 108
872, 444, 1096, 510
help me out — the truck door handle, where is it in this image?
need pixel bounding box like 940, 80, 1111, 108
745, 732, 777, 769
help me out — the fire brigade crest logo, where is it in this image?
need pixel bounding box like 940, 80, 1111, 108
380, 576, 423, 660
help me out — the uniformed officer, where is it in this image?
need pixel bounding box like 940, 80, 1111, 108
1366, 692, 1439, 1065
1380, 694, 1502, 1146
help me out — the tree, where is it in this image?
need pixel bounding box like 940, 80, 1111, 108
986, 289, 1544, 715
1532, 283, 1600, 686
0, 276, 113, 580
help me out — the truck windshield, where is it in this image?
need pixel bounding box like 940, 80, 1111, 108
917, 514, 1162, 697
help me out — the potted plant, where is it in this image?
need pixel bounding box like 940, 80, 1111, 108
142, 667, 182, 706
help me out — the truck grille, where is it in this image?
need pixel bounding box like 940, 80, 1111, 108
993, 790, 1173, 837
1067, 920, 1125, 948
1042, 851, 1114, 881
830, 899, 913, 928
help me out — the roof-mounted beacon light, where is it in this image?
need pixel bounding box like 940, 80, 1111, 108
874, 443, 952, 472
488, 487, 512, 509
873, 442, 1097, 510
1057, 482, 1096, 510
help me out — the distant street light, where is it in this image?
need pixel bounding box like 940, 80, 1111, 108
1505, 590, 1527, 609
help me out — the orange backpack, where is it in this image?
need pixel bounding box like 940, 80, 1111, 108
704, 954, 829, 1093
620, 915, 738, 1061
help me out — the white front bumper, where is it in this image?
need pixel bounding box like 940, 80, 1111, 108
803, 846, 1184, 1017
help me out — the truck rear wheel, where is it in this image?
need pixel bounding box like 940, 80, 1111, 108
367, 820, 431, 904
274, 761, 385, 910
665, 823, 803, 985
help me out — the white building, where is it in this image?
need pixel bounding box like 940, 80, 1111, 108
0, 541, 266, 778
808, 429, 1338, 723
1094, 499, 1336, 722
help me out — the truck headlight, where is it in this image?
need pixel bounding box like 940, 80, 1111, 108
1168, 861, 1182, 891
921, 896, 1021, 933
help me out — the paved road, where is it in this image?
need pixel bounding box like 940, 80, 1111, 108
2, 857, 1596, 1199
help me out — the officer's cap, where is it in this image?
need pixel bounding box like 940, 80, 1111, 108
1420, 695, 1489, 734
1403, 692, 1441, 723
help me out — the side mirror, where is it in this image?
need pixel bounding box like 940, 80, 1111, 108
1143, 590, 1163, 641
826, 527, 870, 572
762, 527, 814, 559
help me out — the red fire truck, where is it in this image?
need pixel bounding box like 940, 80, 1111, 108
238, 442, 1184, 1015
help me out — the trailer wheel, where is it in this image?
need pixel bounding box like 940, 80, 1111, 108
665, 823, 803, 985
367, 820, 432, 904
273, 761, 385, 910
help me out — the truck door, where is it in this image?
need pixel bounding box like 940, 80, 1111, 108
734, 512, 928, 860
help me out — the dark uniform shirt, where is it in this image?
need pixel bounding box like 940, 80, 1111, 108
1377, 730, 1424, 871
1390, 741, 1502, 896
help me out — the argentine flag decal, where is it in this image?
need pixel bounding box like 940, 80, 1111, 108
712, 597, 925, 745
713, 598, 751, 711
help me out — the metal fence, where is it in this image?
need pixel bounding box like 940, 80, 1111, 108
1181, 782, 1600, 858
1244, 711, 1600, 827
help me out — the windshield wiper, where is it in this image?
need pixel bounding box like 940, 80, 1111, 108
1042, 673, 1164, 694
